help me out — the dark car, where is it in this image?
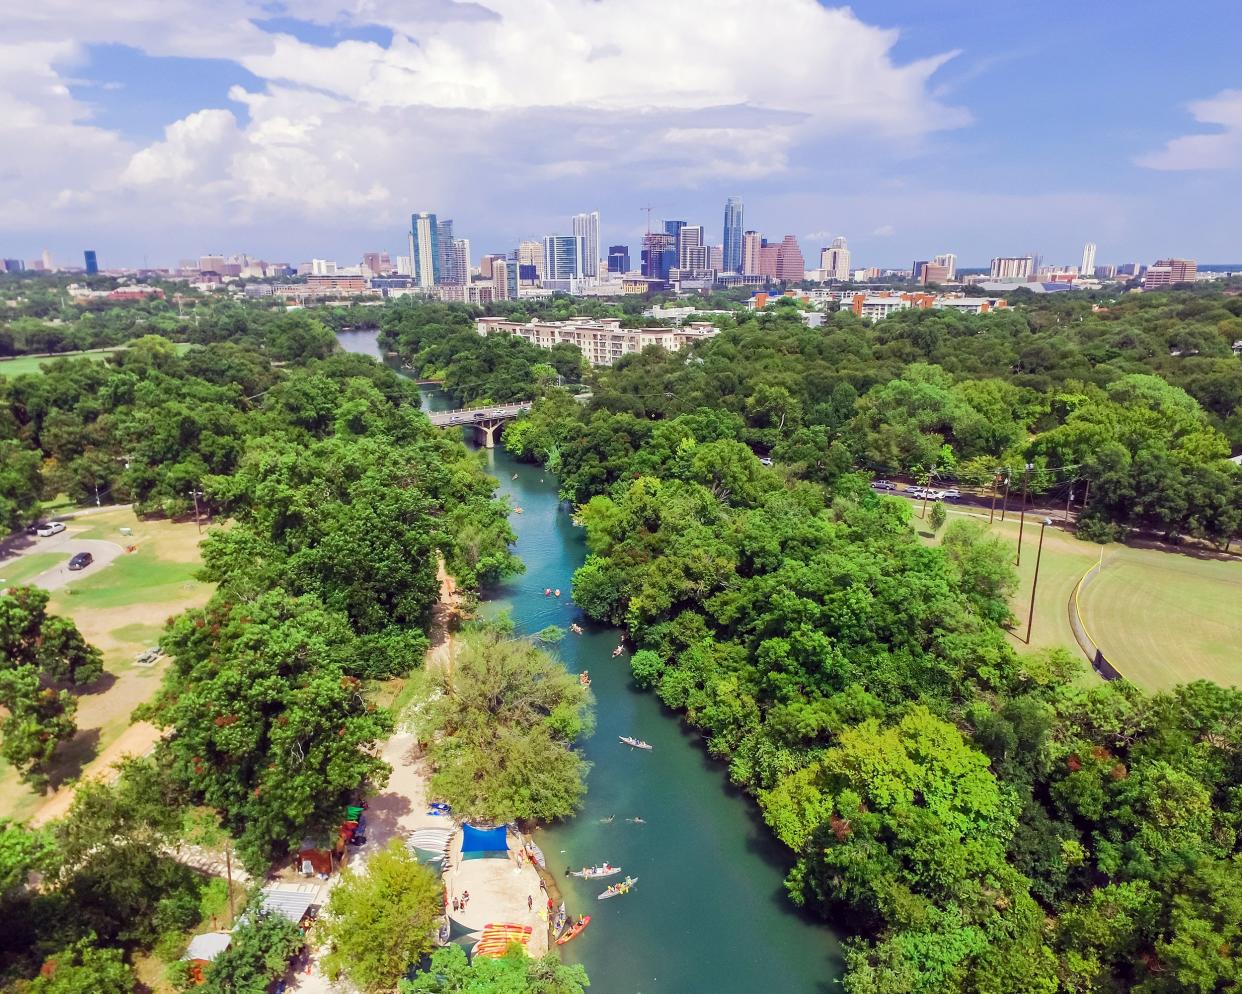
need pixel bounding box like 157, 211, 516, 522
68, 552, 93, 571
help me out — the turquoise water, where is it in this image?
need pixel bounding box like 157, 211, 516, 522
338, 331, 843, 994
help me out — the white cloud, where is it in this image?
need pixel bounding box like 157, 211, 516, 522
1138, 89, 1242, 171
0, 0, 968, 251
872, 224, 896, 237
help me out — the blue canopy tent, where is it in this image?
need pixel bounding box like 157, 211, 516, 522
460, 824, 509, 860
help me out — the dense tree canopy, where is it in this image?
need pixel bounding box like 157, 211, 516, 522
400, 945, 590, 994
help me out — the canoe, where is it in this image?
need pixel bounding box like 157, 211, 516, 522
598, 876, 638, 900
553, 902, 567, 937
570, 864, 621, 879
556, 916, 591, 945
619, 736, 653, 750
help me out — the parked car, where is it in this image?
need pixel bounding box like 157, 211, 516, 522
758, 456, 773, 466
36, 521, 66, 537
941, 488, 961, 500
870, 479, 895, 490
906, 486, 925, 498
68, 551, 93, 570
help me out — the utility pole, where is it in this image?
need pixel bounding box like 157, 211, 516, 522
1015, 462, 1033, 565
1025, 518, 1052, 643
93, 482, 101, 507
226, 844, 234, 924
189, 488, 203, 535
989, 472, 1000, 524
1064, 483, 1075, 524
1000, 472, 1011, 521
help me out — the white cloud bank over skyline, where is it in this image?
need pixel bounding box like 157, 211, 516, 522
1, 1, 1239, 266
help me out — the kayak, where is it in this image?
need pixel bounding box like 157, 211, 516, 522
556, 916, 591, 945
619, 736, 653, 750
598, 876, 638, 900
571, 864, 621, 879
553, 903, 567, 937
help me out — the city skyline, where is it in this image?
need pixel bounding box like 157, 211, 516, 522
3, 2, 1242, 267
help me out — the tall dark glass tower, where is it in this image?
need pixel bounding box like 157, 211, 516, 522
722, 197, 743, 273
84, 250, 98, 275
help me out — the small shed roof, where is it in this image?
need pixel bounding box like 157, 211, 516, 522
184, 931, 232, 963
262, 886, 318, 924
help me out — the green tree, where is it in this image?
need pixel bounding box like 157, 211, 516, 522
400, 944, 590, 994
928, 500, 947, 532
416, 629, 593, 824
0, 440, 42, 531
20, 936, 134, 994
317, 840, 443, 993
158, 592, 393, 871
198, 896, 304, 994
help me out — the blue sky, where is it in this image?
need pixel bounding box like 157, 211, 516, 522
4, 0, 1242, 269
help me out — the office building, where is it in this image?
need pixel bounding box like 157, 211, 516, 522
1142, 258, 1197, 289
664, 219, 686, 239
450, 239, 471, 282
641, 232, 676, 281
818, 236, 850, 281
677, 225, 704, 269
517, 241, 544, 279
1080, 242, 1096, 278
775, 235, 806, 282
722, 197, 744, 273
914, 261, 952, 285
1116, 262, 1142, 277
491, 258, 518, 300
742, 231, 763, 276
409, 212, 440, 288
607, 245, 631, 273
572, 211, 601, 277
990, 256, 1033, 280
759, 242, 781, 280
479, 254, 505, 280
932, 253, 957, 280
83, 250, 98, 276
3, 259, 22, 273
544, 235, 585, 280
477, 316, 719, 367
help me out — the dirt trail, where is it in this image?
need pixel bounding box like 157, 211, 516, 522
29, 720, 163, 827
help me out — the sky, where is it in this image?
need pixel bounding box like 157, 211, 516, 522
4, 0, 1242, 270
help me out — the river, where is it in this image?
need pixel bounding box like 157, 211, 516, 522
337, 329, 843, 994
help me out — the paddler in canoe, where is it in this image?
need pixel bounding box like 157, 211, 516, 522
570, 622, 583, 634
579, 670, 590, 687
612, 645, 623, 657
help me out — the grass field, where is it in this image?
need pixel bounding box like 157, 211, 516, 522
0, 342, 194, 378
1079, 549, 1242, 690
0, 551, 68, 587
0, 507, 213, 822
911, 498, 1242, 692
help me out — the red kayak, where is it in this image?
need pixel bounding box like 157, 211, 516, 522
556, 915, 591, 945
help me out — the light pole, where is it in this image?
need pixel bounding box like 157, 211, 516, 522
188, 488, 204, 535
1025, 517, 1052, 644
1015, 462, 1033, 566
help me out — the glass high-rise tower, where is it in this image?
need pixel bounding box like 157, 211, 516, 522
722, 197, 744, 273
409, 212, 440, 288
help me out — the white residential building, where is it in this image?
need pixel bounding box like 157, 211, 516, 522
1080, 242, 1097, 277
571, 211, 601, 277
476, 317, 720, 366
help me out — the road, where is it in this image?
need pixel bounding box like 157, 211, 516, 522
0, 531, 126, 591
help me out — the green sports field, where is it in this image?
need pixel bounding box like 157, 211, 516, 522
1078, 548, 1242, 691
916, 500, 1242, 692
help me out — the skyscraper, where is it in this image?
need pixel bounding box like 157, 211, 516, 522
438, 218, 460, 283
572, 211, 601, 277
775, 236, 806, 282
1080, 242, 1097, 277
491, 258, 518, 300
641, 232, 676, 280
410, 212, 440, 288
664, 219, 686, 239
83, 250, 98, 276
742, 231, 763, 276
517, 240, 544, 279
607, 245, 630, 273
544, 235, 585, 280
819, 237, 850, 281
452, 239, 471, 282
722, 197, 744, 273
677, 225, 704, 269
990, 256, 1033, 280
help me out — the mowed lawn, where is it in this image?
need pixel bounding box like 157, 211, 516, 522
0, 551, 69, 587
0, 342, 194, 378
0, 507, 213, 822
911, 498, 1242, 692
1079, 549, 1242, 691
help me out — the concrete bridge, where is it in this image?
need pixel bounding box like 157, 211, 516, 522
426, 402, 533, 447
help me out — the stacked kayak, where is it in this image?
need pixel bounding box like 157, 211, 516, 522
472, 923, 532, 958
